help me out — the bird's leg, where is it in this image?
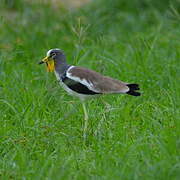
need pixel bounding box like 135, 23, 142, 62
82, 102, 88, 139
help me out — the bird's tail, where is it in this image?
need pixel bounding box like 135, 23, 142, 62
126, 84, 141, 96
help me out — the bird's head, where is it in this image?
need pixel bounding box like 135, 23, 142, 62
39, 48, 65, 72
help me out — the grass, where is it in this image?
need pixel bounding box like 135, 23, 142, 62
0, 0, 180, 179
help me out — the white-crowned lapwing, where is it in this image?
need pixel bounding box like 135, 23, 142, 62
39, 49, 141, 138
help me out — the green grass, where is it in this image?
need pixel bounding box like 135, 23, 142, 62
0, 0, 180, 179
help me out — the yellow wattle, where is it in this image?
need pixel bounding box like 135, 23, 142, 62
46, 60, 54, 72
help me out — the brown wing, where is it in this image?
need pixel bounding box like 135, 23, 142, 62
66, 66, 129, 94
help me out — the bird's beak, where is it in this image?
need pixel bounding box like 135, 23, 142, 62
39, 56, 48, 64
39, 56, 54, 72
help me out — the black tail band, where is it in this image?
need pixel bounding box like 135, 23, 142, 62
126, 84, 141, 96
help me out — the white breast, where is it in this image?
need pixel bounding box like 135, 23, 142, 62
54, 70, 95, 101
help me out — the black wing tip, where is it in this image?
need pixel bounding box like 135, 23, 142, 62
127, 83, 140, 91
126, 83, 141, 96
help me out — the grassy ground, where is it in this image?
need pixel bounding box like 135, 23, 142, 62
0, 0, 180, 179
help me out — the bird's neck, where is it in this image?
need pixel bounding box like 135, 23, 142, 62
54, 60, 70, 75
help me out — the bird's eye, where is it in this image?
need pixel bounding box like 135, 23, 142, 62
51, 52, 56, 57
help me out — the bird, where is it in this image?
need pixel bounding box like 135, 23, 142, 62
39, 48, 141, 138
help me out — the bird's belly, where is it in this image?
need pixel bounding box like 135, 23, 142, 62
59, 80, 97, 100
55, 71, 96, 101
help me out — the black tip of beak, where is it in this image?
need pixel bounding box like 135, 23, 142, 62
38, 61, 44, 65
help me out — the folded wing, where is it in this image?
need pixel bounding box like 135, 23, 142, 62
66, 66, 130, 94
